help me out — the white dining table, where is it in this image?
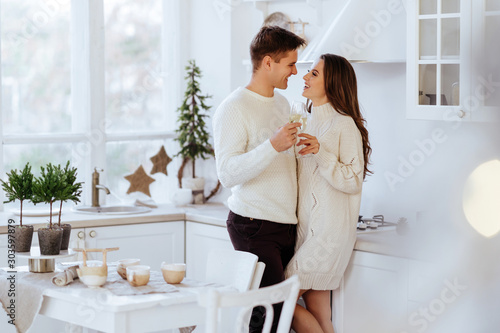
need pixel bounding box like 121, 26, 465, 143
39, 279, 219, 332
1, 266, 234, 333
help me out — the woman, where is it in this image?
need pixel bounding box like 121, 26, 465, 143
285, 53, 372, 333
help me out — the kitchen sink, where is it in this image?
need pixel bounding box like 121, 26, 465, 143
73, 205, 151, 215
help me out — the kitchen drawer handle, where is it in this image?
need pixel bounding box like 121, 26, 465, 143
77, 231, 85, 239
457, 110, 465, 118
89, 230, 97, 238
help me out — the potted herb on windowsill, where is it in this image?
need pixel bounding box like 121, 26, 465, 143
32, 163, 64, 255
175, 59, 220, 204
55, 162, 83, 250
0, 163, 35, 253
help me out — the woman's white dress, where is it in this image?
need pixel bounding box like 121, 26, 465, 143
285, 103, 364, 290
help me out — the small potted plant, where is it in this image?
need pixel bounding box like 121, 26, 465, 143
55, 161, 83, 250
175, 59, 220, 204
0, 163, 35, 252
32, 163, 64, 255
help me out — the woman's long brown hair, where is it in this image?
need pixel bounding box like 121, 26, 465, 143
320, 53, 372, 178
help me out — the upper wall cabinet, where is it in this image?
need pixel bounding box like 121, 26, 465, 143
406, 0, 500, 121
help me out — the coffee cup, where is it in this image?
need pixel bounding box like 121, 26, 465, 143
126, 265, 150, 287
117, 258, 140, 279
77, 264, 108, 288
161, 262, 186, 284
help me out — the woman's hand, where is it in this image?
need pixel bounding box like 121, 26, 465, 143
297, 133, 320, 156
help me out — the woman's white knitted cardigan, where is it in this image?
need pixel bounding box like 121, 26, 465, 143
285, 103, 364, 290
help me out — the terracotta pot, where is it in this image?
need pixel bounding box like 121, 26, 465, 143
13, 225, 34, 253
181, 177, 205, 204
60, 224, 72, 250
38, 227, 63, 255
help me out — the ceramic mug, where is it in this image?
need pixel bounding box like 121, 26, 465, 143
77, 264, 108, 288
161, 262, 186, 284
126, 265, 150, 287
117, 258, 140, 279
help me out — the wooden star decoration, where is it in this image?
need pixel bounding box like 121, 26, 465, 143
150, 145, 172, 176
124, 165, 156, 197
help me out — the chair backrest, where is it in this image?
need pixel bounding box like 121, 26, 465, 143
249, 261, 266, 290
205, 249, 258, 292
199, 275, 300, 333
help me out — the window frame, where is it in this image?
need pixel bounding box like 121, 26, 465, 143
0, 0, 181, 210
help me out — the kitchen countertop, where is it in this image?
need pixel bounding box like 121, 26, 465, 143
355, 229, 415, 259
0, 203, 417, 259
0, 204, 193, 232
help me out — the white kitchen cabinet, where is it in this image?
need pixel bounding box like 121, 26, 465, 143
68, 227, 85, 261
406, 0, 500, 121
68, 222, 185, 269
332, 250, 409, 333
405, 258, 447, 333
185, 221, 233, 280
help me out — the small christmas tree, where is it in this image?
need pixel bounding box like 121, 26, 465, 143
175, 59, 214, 179
1, 162, 34, 227
1, 163, 36, 252
32, 163, 61, 229
175, 59, 220, 201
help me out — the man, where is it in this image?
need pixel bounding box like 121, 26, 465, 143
213, 26, 306, 332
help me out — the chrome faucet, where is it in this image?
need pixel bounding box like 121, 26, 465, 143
92, 168, 110, 207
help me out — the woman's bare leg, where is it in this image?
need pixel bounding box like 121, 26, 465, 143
302, 290, 335, 333
291, 290, 324, 333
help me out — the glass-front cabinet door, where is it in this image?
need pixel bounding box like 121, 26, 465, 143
407, 0, 471, 120
407, 0, 500, 121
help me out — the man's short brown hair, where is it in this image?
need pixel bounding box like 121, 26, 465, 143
250, 26, 306, 72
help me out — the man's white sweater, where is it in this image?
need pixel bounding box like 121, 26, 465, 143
213, 87, 297, 224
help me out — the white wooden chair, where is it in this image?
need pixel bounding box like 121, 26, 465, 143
249, 261, 266, 290
205, 249, 259, 292
199, 275, 300, 333
202, 249, 266, 332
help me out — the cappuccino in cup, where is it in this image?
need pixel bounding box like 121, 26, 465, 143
126, 265, 150, 287
161, 262, 186, 284
117, 258, 140, 279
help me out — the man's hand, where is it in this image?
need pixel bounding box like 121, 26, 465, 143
270, 122, 302, 152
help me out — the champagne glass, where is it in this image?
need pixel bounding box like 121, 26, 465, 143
289, 101, 310, 158
283, 101, 305, 155
289, 100, 307, 131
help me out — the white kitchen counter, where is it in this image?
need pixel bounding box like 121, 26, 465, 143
0, 204, 187, 233
0, 203, 419, 258
355, 229, 417, 259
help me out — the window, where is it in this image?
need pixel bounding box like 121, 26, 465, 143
0, 0, 181, 210
1, 0, 71, 134
104, 0, 164, 133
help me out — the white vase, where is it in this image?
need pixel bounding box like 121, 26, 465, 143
171, 188, 193, 206
181, 177, 205, 204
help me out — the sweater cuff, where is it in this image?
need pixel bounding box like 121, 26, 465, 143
263, 138, 281, 156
